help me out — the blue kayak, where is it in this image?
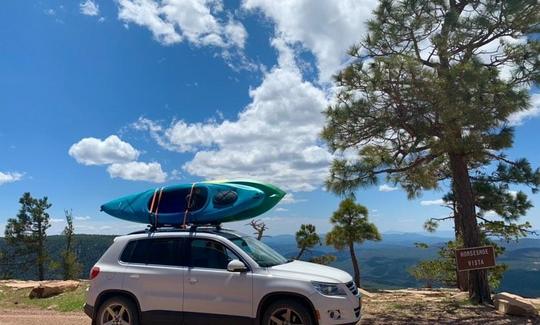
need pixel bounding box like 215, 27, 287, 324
100, 182, 265, 226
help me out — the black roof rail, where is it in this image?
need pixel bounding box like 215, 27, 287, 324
127, 223, 225, 235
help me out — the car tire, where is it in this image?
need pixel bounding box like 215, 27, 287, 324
262, 299, 314, 325
96, 296, 140, 325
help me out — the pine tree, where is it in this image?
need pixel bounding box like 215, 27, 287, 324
309, 254, 337, 266
5, 193, 51, 280
326, 198, 381, 287
295, 224, 320, 260
323, 0, 539, 303
61, 210, 81, 280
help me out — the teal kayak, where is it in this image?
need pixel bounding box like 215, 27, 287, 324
100, 180, 286, 226
203, 180, 286, 222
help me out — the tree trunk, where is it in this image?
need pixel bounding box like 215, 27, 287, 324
452, 204, 469, 292
37, 218, 45, 281
296, 247, 305, 260
349, 242, 361, 287
449, 153, 491, 304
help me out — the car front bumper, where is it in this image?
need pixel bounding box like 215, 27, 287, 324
310, 292, 361, 325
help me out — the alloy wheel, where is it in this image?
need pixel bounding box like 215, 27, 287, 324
269, 307, 305, 325
100, 303, 131, 325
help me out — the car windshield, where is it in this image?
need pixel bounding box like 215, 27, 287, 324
230, 236, 289, 267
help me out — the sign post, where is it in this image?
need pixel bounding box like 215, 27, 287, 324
455, 246, 496, 271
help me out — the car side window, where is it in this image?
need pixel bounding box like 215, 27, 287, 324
189, 239, 239, 269
120, 237, 185, 266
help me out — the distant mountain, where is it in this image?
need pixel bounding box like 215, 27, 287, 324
1, 232, 539, 297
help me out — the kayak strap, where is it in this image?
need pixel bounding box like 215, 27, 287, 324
149, 187, 164, 227
182, 183, 197, 229
154, 187, 164, 228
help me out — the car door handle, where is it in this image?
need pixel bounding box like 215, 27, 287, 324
188, 277, 198, 284
129, 274, 139, 279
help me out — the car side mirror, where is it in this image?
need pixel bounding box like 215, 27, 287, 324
227, 259, 247, 272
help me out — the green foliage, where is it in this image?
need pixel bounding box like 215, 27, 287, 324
309, 254, 337, 266
61, 210, 81, 280
426, 160, 540, 241
323, 0, 539, 302
326, 198, 381, 286
326, 198, 381, 249
0, 234, 115, 280
4, 193, 52, 280
295, 224, 320, 259
409, 260, 446, 288
414, 239, 508, 290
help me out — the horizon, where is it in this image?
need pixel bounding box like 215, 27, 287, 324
1, 0, 539, 237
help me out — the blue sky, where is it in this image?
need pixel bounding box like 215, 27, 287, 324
0, 0, 539, 236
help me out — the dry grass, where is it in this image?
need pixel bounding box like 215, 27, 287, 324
0, 282, 88, 312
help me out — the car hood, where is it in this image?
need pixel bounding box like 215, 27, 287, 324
268, 260, 352, 283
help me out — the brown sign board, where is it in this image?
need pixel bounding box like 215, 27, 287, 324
455, 246, 496, 271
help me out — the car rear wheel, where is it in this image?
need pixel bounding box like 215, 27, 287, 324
262, 299, 314, 325
96, 296, 139, 325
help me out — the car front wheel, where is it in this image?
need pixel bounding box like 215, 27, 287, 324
96, 296, 139, 325
262, 299, 314, 325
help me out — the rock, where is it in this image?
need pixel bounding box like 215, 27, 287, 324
0, 280, 41, 290
359, 288, 375, 298
493, 292, 539, 317
28, 280, 80, 299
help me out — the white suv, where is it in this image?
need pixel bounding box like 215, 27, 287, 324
84, 227, 361, 325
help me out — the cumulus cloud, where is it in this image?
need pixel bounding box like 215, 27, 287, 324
69, 135, 140, 165
420, 199, 445, 206
80, 0, 100, 16
135, 40, 330, 191
75, 216, 92, 221
379, 184, 398, 192
0, 171, 23, 185
242, 0, 377, 81
107, 161, 167, 183
508, 93, 540, 126
117, 0, 247, 49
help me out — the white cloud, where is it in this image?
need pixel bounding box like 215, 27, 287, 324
420, 199, 445, 206
242, 0, 377, 81
75, 216, 92, 221
508, 93, 540, 126
0, 172, 23, 185
117, 0, 247, 49
50, 218, 65, 223
80, 0, 100, 16
135, 41, 330, 192
379, 184, 398, 192
69, 135, 140, 166
107, 161, 167, 183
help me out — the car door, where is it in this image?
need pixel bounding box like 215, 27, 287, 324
121, 236, 185, 325
183, 237, 253, 325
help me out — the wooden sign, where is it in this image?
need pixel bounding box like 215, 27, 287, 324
455, 246, 496, 271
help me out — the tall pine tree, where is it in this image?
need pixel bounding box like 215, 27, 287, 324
61, 210, 81, 280
5, 193, 51, 280
323, 0, 539, 303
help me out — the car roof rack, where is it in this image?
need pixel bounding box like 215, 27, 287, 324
127, 223, 227, 235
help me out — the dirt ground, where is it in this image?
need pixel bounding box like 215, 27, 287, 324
359, 289, 540, 325
0, 308, 89, 325
0, 288, 539, 325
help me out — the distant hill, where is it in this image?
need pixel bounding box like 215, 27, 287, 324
1, 232, 539, 297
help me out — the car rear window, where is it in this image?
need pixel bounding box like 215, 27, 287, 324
120, 237, 185, 266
